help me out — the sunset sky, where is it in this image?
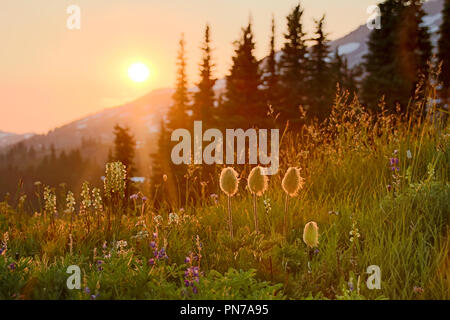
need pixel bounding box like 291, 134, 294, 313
0, 0, 381, 134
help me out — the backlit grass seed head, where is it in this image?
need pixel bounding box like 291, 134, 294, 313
220, 167, 239, 196
282, 167, 304, 197
303, 221, 319, 248
248, 166, 268, 196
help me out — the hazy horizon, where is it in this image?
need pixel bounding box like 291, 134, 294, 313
1, 0, 384, 134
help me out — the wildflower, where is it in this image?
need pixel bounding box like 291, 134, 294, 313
248, 166, 269, 233
282, 167, 303, 197
406, 150, 412, 159
184, 257, 191, 264
141, 196, 148, 202
303, 221, 319, 248
8, 262, 16, 270
219, 167, 239, 197
130, 194, 139, 200
65, 191, 76, 214
282, 167, 304, 237
348, 281, 354, 292
84, 287, 91, 294
219, 167, 239, 239
247, 166, 268, 196
149, 241, 156, 249
210, 193, 219, 204
90, 293, 99, 300
413, 286, 424, 294
43, 186, 57, 218
148, 258, 155, 266
104, 161, 126, 199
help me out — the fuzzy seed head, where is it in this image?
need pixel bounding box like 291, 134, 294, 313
247, 166, 268, 196
282, 167, 304, 197
303, 221, 319, 248
219, 167, 239, 197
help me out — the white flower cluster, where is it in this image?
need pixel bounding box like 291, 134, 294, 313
43, 186, 57, 216
65, 191, 76, 214
104, 162, 126, 199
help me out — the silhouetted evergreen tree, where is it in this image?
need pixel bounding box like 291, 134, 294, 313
263, 16, 281, 121
279, 3, 308, 127
438, 0, 450, 106
362, 0, 431, 113
308, 15, 332, 120
222, 21, 264, 128
167, 34, 191, 132
112, 124, 137, 199
193, 24, 217, 127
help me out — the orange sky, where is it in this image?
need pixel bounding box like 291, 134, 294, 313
0, 0, 381, 134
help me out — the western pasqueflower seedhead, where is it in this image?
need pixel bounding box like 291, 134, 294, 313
303, 221, 319, 248
282, 167, 304, 197
219, 167, 239, 196
248, 166, 268, 196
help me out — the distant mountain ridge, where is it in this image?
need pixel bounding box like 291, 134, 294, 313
1, 0, 444, 152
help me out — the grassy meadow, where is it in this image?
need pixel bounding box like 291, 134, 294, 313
0, 89, 449, 300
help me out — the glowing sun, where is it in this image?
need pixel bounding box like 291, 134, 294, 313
128, 62, 150, 83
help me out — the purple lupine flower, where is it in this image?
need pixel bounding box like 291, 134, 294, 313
348, 281, 354, 292
8, 263, 16, 270
184, 280, 190, 287
129, 194, 139, 200
90, 293, 99, 300
314, 249, 319, 254
152, 232, 158, 239
141, 196, 148, 202
84, 287, 91, 294
193, 287, 198, 294
184, 257, 191, 264
148, 258, 155, 266
149, 241, 156, 249
387, 184, 392, 192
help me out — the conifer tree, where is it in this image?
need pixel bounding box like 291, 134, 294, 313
263, 16, 281, 119
222, 21, 264, 128
308, 15, 332, 120
112, 124, 136, 199
193, 24, 217, 127
438, 0, 450, 106
279, 3, 308, 126
362, 0, 431, 113
167, 34, 190, 132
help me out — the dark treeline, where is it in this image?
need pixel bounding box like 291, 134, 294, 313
0, 141, 104, 209
150, 0, 450, 209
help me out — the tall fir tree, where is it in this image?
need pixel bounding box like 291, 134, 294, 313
165, 34, 191, 209
193, 24, 217, 127
222, 21, 264, 128
112, 124, 137, 199
279, 3, 308, 127
362, 0, 431, 113
167, 34, 190, 132
308, 15, 332, 120
263, 16, 281, 121
438, 0, 450, 106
